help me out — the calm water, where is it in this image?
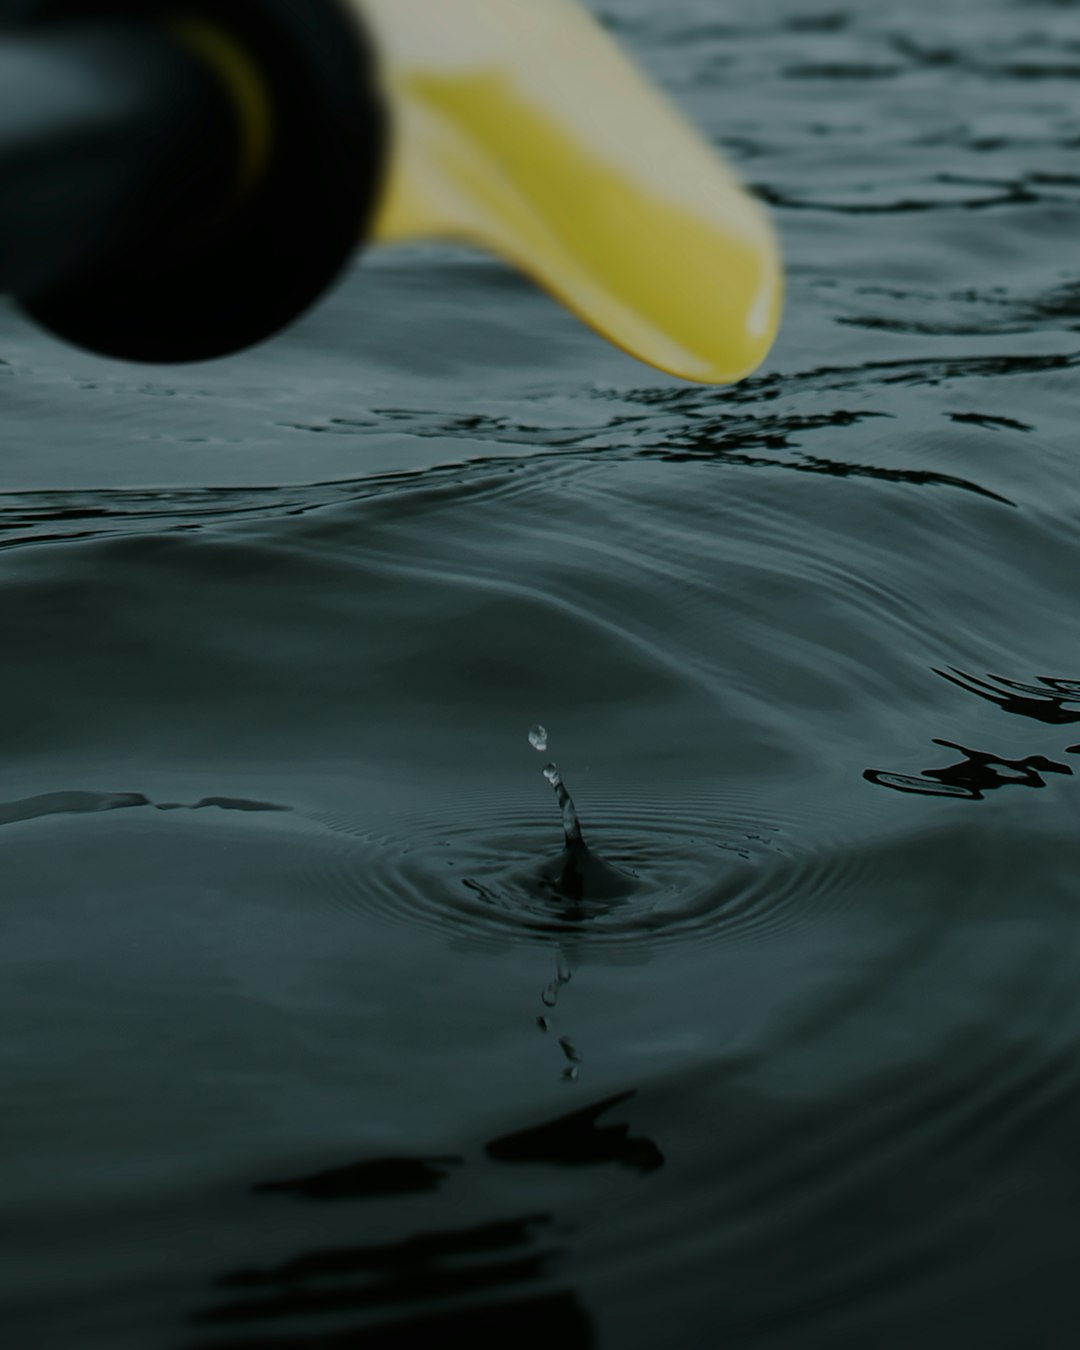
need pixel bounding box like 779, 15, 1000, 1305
5, 1, 1080, 1345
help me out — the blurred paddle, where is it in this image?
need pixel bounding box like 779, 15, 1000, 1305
0, 0, 781, 381
363, 0, 781, 384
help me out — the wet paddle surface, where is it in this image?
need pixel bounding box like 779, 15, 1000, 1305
4, 0, 1080, 1345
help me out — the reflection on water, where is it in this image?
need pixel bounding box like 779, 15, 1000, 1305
196, 1287, 593, 1349
486, 1090, 664, 1174
866, 666, 1080, 798
194, 1214, 572, 1341
866, 740, 1072, 800
0, 790, 288, 826
188, 1092, 662, 1347
253, 1156, 463, 1202
196, 1257, 592, 1349
933, 668, 1080, 725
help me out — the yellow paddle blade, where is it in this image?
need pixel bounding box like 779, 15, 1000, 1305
356, 0, 782, 384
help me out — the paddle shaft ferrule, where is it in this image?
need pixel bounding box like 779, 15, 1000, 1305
1, 1, 387, 362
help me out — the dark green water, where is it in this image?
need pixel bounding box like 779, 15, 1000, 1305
5, 1, 1080, 1345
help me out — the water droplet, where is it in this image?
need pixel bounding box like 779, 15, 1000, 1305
562, 1066, 580, 1083
543, 762, 560, 786
528, 725, 549, 752
558, 1036, 583, 1064
536, 1016, 550, 1033
541, 951, 573, 1008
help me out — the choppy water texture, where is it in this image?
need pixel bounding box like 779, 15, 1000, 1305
5, 0, 1080, 1345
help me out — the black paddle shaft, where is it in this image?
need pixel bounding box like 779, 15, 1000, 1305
0, 21, 236, 296
0, 2, 387, 361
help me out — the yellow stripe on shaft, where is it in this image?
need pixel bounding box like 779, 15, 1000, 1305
169, 17, 275, 202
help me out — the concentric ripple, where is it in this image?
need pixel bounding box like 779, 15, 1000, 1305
304, 789, 872, 953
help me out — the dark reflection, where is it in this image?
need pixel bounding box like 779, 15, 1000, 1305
156, 797, 290, 813
626, 348, 1080, 411
641, 410, 1013, 504
189, 1092, 661, 1345
188, 1158, 596, 1348
254, 1156, 462, 1201
195, 1290, 592, 1350
753, 180, 1031, 214
652, 444, 1012, 503
486, 1090, 664, 1174
782, 61, 903, 80
865, 739, 1071, 799
281, 350, 1063, 507
783, 10, 849, 32
196, 1214, 563, 1328
0, 789, 289, 827
947, 412, 1033, 432
934, 668, 1080, 725
0, 789, 150, 825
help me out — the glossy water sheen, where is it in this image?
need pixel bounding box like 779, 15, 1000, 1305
4, 1, 1080, 1346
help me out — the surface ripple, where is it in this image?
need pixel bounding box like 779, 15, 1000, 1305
305, 789, 874, 954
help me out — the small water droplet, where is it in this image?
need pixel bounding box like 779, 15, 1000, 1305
536, 1016, 550, 1033
543, 762, 560, 786
528, 724, 549, 752
541, 951, 573, 1008
562, 1066, 580, 1083
558, 1036, 583, 1064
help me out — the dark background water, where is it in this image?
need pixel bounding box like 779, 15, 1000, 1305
5, 1, 1080, 1345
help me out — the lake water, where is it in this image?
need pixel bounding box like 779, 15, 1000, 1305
4, 1, 1080, 1345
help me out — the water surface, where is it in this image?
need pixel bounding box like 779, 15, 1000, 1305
4, 0, 1080, 1345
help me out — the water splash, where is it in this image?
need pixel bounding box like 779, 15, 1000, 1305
543, 761, 584, 846
527, 725, 635, 907
531, 723, 585, 845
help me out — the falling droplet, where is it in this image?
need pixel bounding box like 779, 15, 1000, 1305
528, 724, 548, 752
562, 1066, 580, 1083
540, 951, 572, 1009
537, 1016, 550, 1033
558, 1036, 583, 1064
